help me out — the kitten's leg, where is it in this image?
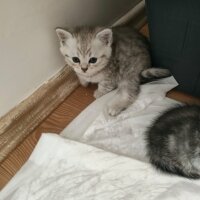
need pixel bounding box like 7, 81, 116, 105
107, 79, 140, 116
94, 81, 116, 98
78, 76, 89, 87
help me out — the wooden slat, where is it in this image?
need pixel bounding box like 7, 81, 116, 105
0, 67, 79, 162
140, 24, 149, 37
167, 89, 200, 105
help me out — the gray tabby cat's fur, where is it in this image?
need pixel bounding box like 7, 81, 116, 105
56, 26, 170, 116
146, 105, 200, 179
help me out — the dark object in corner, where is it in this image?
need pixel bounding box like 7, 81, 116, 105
146, 0, 200, 96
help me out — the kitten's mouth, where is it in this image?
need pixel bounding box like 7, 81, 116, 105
77, 71, 89, 76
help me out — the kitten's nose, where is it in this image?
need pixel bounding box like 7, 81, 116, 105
81, 67, 88, 72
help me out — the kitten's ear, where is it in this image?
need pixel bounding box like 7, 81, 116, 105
96, 28, 113, 46
55, 28, 72, 45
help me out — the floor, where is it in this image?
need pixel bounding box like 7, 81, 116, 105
1, 24, 200, 189
0, 85, 96, 189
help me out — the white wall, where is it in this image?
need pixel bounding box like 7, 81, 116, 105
0, 0, 140, 117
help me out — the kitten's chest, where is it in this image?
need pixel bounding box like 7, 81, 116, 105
78, 72, 105, 83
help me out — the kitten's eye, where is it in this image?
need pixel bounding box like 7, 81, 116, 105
72, 57, 80, 63
89, 57, 97, 64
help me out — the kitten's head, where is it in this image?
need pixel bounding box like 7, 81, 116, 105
56, 27, 112, 76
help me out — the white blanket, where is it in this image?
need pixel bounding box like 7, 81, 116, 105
1, 77, 200, 200
1, 134, 200, 200
62, 77, 181, 161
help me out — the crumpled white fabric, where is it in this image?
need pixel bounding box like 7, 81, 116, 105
62, 76, 181, 162
1, 76, 200, 200
1, 134, 200, 200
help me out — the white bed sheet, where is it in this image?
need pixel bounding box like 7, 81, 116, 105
1, 134, 200, 200
1, 76, 200, 200
61, 76, 181, 161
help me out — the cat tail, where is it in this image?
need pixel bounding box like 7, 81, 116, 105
140, 68, 171, 84
141, 68, 171, 79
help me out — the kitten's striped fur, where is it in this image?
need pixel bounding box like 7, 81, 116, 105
146, 105, 200, 179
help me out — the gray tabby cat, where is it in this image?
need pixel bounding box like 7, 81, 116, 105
146, 105, 200, 179
56, 25, 170, 116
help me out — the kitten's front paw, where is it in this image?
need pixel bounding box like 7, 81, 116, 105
93, 90, 104, 99
107, 104, 123, 116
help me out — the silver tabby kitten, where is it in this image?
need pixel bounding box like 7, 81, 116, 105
56, 26, 170, 116
146, 105, 200, 179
